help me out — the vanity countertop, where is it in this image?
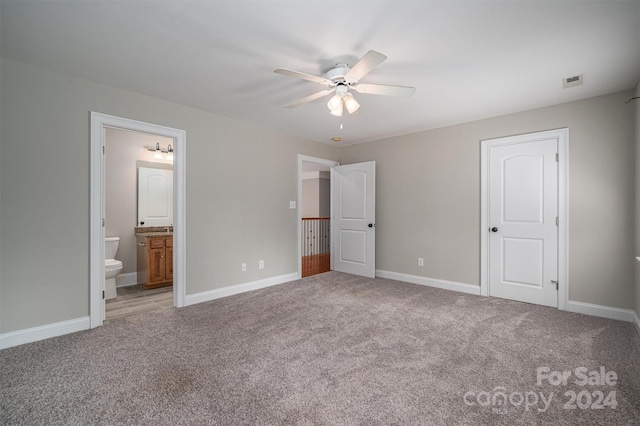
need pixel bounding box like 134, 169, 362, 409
135, 226, 173, 238
136, 232, 173, 238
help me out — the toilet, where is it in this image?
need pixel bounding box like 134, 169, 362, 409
105, 237, 123, 300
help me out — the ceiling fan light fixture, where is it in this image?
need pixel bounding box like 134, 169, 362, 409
344, 93, 360, 114
327, 94, 342, 112
330, 100, 343, 117
275, 50, 416, 118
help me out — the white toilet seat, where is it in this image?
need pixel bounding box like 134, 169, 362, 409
105, 259, 123, 300
105, 259, 123, 280
105, 259, 123, 271
104, 237, 122, 300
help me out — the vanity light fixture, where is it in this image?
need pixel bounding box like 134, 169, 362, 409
153, 143, 163, 159
147, 142, 174, 161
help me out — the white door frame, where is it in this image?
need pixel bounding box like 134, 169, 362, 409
297, 155, 339, 278
480, 128, 569, 310
90, 112, 187, 328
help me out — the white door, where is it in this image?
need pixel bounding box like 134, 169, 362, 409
488, 138, 558, 307
332, 161, 376, 278
138, 167, 173, 227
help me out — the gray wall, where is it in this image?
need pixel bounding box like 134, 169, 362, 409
635, 80, 640, 319
301, 179, 320, 218
0, 58, 340, 333
1, 55, 637, 335
301, 176, 330, 218
340, 91, 636, 310
319, 178, 330, 218
105, 127, 173, 276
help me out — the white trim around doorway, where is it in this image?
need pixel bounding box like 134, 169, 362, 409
480, 128, 569, 310
297, 155, 339, 279
90, 112, 187, 328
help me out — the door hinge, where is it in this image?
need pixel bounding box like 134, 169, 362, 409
102, 145, 105, 155
551, 280, 558, 290
102, 218, 105, 227
555, 153, 559, 162
556, 217, 559, 226
102, 290, 105, 299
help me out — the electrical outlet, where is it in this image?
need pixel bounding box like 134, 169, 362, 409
418, 257, 424, 267
259, 260, 264, 269
241, 262, 247, 272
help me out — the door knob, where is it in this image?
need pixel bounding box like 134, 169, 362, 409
368, 223, 374, 228
491, 227, 498, 232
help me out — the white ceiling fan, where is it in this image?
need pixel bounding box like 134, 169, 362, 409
275, 50, 415, 116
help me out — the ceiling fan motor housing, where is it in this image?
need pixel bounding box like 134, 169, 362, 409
335, 84, 349, 96
326, 64, 355, 86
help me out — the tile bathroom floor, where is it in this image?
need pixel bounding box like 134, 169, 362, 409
105, 284, 173, 321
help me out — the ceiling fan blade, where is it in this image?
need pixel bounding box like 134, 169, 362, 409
285, 89, 334, 108
352, 83, 416, 97
274, 68, 332, 86
345, 50, 387, 81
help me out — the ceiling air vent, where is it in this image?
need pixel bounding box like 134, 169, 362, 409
563, 74, 583, 89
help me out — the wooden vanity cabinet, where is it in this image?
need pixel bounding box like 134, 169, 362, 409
165, 238, 173, 281
137, 236, 173, 289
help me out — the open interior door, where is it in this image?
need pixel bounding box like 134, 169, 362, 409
332, 161, 376, 278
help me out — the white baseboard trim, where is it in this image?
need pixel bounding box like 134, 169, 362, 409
116, 272, 138, 288
375, 269, 480, 296
633, 311, 640, 337
184, 273, 299, 307
566, 300, 637, 323
0, 316, 90, 350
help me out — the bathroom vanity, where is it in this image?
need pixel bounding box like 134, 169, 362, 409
136, 231, 173, 289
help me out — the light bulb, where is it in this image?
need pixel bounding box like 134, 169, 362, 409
166, 144, 174, 161
330, 100, 343, 116
344, 93, 360, 114
327, 94, 342, 112
153, 143, 163, 159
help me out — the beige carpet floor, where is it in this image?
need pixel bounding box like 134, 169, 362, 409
1, 271, 639, 425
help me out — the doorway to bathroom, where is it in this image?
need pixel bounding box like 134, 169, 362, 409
90, 112, 186, 328
104, 127, 175, 321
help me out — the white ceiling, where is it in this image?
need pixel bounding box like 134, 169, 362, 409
1, 1, 639, 146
